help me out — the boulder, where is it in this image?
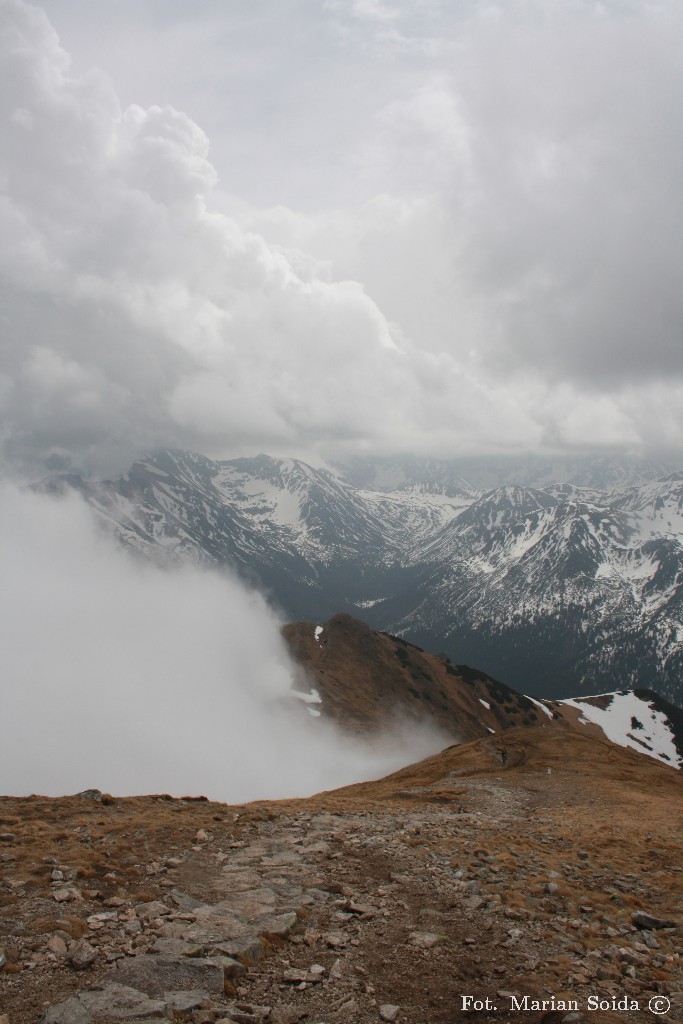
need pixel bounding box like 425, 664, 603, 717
111, 953, 236, 997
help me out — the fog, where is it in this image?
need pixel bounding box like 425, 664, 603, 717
0, 485, 448, 801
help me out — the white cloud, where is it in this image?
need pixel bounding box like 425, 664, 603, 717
1, 0, 682, 480
0, 484, 448, 800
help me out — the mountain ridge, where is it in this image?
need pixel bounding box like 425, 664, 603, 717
48, 447, 683, 704
284, 612, 683, 771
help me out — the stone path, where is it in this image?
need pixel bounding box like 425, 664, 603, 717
30, 780, 682, 1024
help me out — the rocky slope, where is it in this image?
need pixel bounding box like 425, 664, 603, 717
50, 449, 683, 702
1, 729, 682, 1024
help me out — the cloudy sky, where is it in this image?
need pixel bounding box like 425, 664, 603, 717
2, 0, 682, 477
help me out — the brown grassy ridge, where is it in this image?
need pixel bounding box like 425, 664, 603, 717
282, 612, 546, 739
0, 793, 235, 905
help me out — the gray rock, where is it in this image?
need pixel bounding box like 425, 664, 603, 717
163, 989, 211, 1012
42, 998, 94, 1024
343, 900, 377, 917
284, 966, 325, 983
213, 934, 265, 962
329, 957, 344, 979
68, 939, 98, 970
407, 931, 443, 949
47, 935, 68, 956
228, 1006, 271, 1024
169, 890, 207, 912
258, 911, 298, 938
54, 887, 81, 903
111, 953, 234, 997
135, 901, 171, 921
79, 983, 168, 1019
379, 1005, 400, 1021
269, 1007, 302, 1024
148, 936, 204, 957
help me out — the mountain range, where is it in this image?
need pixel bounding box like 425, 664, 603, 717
51, 447, 683, 704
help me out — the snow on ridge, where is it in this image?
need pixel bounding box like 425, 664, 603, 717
560, 692, 681, 768
525, 695, 554, 720
479, 698, 491, 710
314, 626, 324, 642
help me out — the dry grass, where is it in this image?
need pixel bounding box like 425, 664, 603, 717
0, 793, 236, 901
2, 726, 682, 1024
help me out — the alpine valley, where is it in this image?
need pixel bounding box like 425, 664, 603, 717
50, 448, 683, 705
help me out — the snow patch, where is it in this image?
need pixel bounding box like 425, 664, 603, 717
560, 692, 681, 768
292, 688, 323, 705
479, 698, 491, 710
525, 695, 554, 720
314, 625, 324, 642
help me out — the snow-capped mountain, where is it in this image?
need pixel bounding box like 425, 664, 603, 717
63, 449, 463, 623
55, 449, 683, 705
383, 477, 683, 704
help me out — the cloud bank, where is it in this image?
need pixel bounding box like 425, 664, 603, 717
0, 485, 447, 801
1, 0, 682, 479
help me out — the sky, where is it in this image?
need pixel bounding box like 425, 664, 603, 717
2, 0, 682, 479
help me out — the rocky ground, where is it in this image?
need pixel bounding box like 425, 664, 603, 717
1, 729, 682, 1024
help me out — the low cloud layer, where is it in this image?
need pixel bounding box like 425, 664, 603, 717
1, 0, 682, 478
0, 485, 447, 801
